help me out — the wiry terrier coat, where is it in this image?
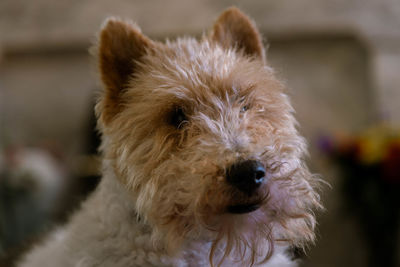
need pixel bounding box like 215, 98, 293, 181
19, 7, 322, 267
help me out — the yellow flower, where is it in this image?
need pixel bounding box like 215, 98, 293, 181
357, 124, 392, 164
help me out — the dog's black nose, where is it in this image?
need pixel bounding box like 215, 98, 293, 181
226, 160, 266, 195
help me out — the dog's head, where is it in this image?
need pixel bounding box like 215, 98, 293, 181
95, 7, 322, 266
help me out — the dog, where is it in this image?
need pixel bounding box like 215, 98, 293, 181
18, 7, 322, 267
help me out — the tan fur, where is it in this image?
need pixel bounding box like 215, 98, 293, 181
96, 6, 321, 266
96, 7, 322, 266
211, 7, 266, 63
19, 7, 322, 267
98, 19, 158, 124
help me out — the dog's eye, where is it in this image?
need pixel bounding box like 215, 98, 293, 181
238, 96, 250, 113
170, 107, 188, 129
241, 105, 250, 113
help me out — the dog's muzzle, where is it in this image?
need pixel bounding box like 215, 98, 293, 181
225, 160, 267, 214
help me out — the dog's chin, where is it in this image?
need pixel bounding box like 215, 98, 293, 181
227, 202, 261, 214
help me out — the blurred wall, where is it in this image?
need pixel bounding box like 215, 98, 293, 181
1, 1, 400, 267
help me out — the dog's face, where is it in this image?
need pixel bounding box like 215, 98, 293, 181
96, 7, 321, 265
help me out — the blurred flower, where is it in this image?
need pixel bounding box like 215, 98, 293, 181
318, 123, 400, 183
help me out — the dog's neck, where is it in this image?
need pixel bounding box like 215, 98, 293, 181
79, 162, 212, 266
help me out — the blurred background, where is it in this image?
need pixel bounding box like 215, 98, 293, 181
0, 0, 399, 266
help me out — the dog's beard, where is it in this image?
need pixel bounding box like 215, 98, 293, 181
144, 158, 320, 267
146, 186, 274, 266
207, 212, 274, 267
203, 165, 320, 267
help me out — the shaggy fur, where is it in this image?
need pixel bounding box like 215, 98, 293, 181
18, 7, 322, 267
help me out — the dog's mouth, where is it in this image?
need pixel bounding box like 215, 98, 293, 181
226, 193, 267, 214
227, 202, 261, 214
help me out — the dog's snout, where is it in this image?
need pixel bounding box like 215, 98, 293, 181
226, 160, 266, 195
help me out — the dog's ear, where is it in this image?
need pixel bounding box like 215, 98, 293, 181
211, 7, 265, 63
97, 18, 155, 124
